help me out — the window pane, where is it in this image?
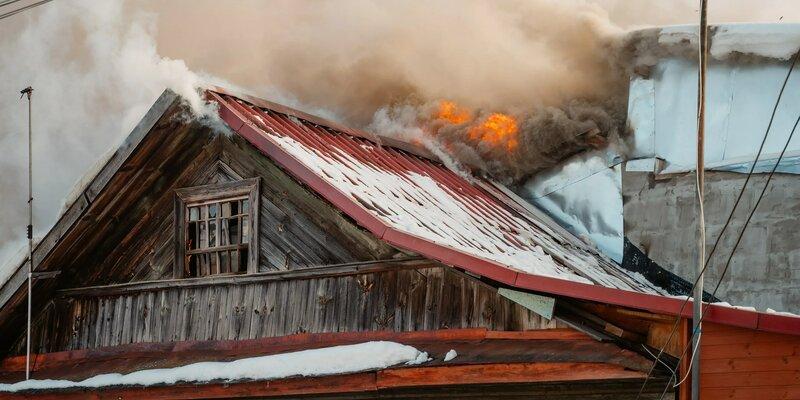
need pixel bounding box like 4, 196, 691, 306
187, 254, 198, 277
199, 221, 207, 248
231, 201, 239, 216
187, 222, 198, 250
230, 250, 239, 273
210, 251, 218, 275
222, 202, 231, 218
208, 219, 217, 247
241, 216, 249, 244
201, 205, 208, 220
219, 251, 229, 274
220, 218, 229, 246
242, 199, 249, 214
189, 207, 199, 221
230, 218, 240, 245
209, 203, 218, 218
239, 248, 248, 271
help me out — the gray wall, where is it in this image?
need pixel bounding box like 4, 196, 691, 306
622, 169, 800, 313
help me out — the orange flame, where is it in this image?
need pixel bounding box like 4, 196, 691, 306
469, 113, 519, 151
436, 100, 471, 124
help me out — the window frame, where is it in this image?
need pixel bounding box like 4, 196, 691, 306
174, 178, 260, 278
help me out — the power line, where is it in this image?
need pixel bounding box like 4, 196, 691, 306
634, 47, 800, 400
0, 0, 27, 8
0, 0, 53, 21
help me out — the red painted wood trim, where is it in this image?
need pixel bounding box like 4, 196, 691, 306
1, 328, 496, 373
757, 311, 800, 336
0, 362, 647, 399
484, 329, 592, 340
208, 89, 800, 337
0, 373, 379, 400
376, 362, 646, 389
0, 328, 595, 374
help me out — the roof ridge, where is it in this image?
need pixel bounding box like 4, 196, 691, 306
206, 86, 442, 163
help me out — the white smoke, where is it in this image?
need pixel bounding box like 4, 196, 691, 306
2, 0, 800, 277
0, 1, 219, 281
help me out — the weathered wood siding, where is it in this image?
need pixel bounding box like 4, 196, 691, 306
15, 266, 559, 354
114, 131, 396, 281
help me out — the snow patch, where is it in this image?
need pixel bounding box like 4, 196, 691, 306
406, 351, 432, 365
712, 301, 757, 312
766, 308, 800, 317
443, 349, 458, 362
0, 341, 427, 393
712, 24, 800, 61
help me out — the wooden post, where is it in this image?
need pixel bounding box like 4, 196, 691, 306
692, 1, 709, 399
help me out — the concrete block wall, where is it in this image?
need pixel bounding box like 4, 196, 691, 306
622, 169, 800, 313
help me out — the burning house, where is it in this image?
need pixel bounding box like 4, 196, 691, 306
0, 82, 797, 399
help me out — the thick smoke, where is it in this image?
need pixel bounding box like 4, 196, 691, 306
2, 0, 800, 270
0, 1, 220, 280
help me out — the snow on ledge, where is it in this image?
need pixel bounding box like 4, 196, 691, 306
0, 341, 428, 393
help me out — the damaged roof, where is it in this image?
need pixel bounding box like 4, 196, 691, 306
210, 90, 665, 294
208, 87, 800, 335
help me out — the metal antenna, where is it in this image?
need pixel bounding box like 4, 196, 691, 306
20, 85, 33, 381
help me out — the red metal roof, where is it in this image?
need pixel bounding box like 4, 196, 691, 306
207, 87, 800, 336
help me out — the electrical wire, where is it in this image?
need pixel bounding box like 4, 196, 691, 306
0, 0, 53, 21
634, 48, 800, 400
0, 0, 26, 8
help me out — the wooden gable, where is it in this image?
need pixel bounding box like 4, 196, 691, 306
0, 91, 397, 355
0, 91, 566, 357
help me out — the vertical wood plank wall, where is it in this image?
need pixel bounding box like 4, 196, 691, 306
15, 266, 560, 355
700, 322, 800, 399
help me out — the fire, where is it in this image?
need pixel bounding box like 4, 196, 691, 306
432, 100, 519, 152
469, 113, 519, 151
436, 100, 471, 124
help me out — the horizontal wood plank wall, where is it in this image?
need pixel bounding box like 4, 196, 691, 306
13, 266, 559, 354
700, 322, 800, 399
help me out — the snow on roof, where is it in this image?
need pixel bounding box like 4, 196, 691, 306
0, 341, 428, 392
649, 23, 800, 61
213, 92, 667, 295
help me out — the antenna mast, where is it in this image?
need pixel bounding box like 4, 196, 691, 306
20, 85, 33, 381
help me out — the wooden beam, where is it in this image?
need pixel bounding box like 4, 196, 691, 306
56, 258, 428, 298
377, 362, 646, 389
0, 361, 654, 399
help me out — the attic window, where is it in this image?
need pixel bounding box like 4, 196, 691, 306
174, 179, 259, 278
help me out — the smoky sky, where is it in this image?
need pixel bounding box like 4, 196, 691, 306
1, 0, 799, 272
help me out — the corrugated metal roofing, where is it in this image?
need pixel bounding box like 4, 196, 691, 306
209, 90, 666, 295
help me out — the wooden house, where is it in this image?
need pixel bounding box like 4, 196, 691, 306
0, 87, 798, 399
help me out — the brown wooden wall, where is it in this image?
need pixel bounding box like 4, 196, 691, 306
114, 132, 397, 283
699, 322, 800, 399
13, 265, 560, 355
